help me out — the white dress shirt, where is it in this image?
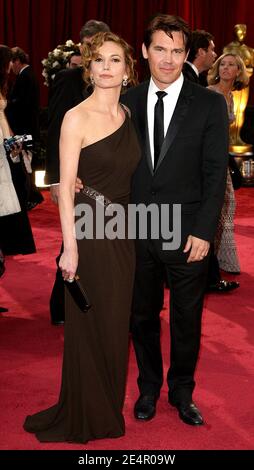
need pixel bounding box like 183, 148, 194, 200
19, 65, 30, 75
147, 74, 184, 167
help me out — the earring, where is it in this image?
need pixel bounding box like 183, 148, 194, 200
122, 77, 128, 87
90, 76, 95, 85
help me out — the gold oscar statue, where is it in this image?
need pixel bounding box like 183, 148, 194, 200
223, 24, 254, 153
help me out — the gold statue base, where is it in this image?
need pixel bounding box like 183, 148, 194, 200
229, 143, 253, 154
229, 150, 254, 186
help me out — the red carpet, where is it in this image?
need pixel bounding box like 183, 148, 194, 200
0, 189, 254, 450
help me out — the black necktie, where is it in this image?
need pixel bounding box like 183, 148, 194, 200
154, 91, 167, 169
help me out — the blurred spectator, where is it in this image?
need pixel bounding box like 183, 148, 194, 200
66, 50, 81, 69
0, 44, 36, 255
183, 29, 217, 86
208, 53, 249, 274
6, 46, 43, 210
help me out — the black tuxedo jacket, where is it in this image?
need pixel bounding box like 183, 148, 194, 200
122, 78, 229, 257
183, 62, 208, 87
182, 62, 200, 84
6, 65, 40, 140
45, 67, 89, 185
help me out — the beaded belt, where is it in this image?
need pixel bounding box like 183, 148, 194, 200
81, 185, 112, 207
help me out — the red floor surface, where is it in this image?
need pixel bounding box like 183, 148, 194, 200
0, 188, 254, 450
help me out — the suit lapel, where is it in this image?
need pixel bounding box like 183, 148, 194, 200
183, 62, 199, 84
135, 82, 154, 175
155, 79, 194, 172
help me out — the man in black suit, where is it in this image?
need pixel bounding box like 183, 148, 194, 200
45, 19, 110, 325
183, 30, 216, 85
122, 14, 228, 425
7, 47, 40, 140
183, 30, 239, 293
6, 47, 43, 210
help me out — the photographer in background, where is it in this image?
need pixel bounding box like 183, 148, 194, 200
0, 44, 35, 256
6, 47, 43, 210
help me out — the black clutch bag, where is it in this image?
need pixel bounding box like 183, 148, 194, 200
65, 275, 91, 313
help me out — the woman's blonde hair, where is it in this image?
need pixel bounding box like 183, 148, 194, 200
82, 31, 138, 90
207, 53, 249, 90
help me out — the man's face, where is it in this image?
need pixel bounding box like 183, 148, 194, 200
68, 54, 82, 68
11, 59, 21, 75
142, 30, 187, 89
202, 41, 217, 71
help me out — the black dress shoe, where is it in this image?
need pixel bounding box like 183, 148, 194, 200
51, 320, 65, 326
168, 397, 204, 426
134, 394, 158, 421
207, 280, 239, 293
0, 306, 8, 313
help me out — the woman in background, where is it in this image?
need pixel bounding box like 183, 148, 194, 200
208, 53, 249, 273
0, 45, 35, 256
0, 45, 22, 313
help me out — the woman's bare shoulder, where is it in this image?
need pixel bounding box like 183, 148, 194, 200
62, 102, 94, 137
65, 100, 91, 121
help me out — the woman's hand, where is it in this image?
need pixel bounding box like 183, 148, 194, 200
59, 247, 78, 282
50, 184, 60, 205
75, 177, 83, 193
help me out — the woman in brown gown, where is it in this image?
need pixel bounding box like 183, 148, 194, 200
24, 32, 140, 443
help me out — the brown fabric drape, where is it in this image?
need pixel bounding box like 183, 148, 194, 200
1, 0, 254, 105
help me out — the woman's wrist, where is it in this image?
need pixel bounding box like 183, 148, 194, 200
64, 241, 78, 252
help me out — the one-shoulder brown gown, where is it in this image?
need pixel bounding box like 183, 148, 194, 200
24, 113, 141, 443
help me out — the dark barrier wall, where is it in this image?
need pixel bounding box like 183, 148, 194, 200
1, 0, 254, 106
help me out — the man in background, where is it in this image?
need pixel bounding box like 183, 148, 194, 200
183, 29, 216, 85
66, 50, 82, 69
6, 47, 43, 210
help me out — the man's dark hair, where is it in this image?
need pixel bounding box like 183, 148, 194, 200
11, 46, 29, 64
68, 50, 81, 60
187, 30, 214, 63
144, 14, 191, 51
80, 20, 110, 43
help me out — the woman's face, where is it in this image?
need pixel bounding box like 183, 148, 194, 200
90, 41, 128, 89
219, 55, 239, 82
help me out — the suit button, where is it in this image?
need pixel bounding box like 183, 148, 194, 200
151, 190, 156, 195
